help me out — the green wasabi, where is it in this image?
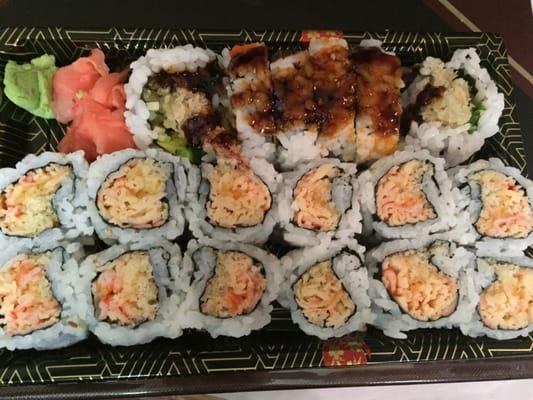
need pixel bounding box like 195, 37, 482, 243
3, 54, 57, 119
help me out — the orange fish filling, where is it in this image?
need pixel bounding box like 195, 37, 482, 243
293, 164, 341, 231
381, 242, 458, 321
92, 251, 159, 327
294, 260, 355, 328
470, 170, 533, 238
0, 163, 71, 237
97, 158, 169, 229
478, 261, 533, 330
0, 255, 61, 336
206, 159, 271, 228
376, 159, 436, 226
200, 250, 266, 318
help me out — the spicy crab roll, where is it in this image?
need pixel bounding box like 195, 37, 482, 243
278, 159, 361, 247
78, 240, 182, 346
367, 235, 475, 339
358, 148, 457, 239
86, 148, 187, 244
352, 40, 403, 165
0, 243, 87, 350
0, 151, 92, 248
187, 153, 280, 244
450, 158, 533, 255
278, 238, 373, 339
179, 239, 281, 338
460, 255, 533, 340
403, 48, 504, 166
125, 45, 226, 161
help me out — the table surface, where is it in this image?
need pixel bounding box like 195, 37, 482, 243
0, 1, 531, 397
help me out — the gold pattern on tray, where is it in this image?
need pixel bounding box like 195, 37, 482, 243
0, 27, 530, 385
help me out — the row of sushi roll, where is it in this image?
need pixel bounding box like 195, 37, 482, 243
0, 35, 530, 351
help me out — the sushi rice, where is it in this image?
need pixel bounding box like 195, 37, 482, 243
404, 48, 504, 167
0, 241, 87, 350
279, 237, 373, 339
86, 148, 187, 244
0, 151, 92, 249
358, 148, 457, 239
179, 238, 282, 338
367, 234, 476, 339
278, 158, 361, 247
78, 239, 183, 346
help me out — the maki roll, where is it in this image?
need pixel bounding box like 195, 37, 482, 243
187, 153, 280, 244
403, 48, 504, 166
460, 255, 533, 340
79, 240, 183, 346
0, 151, 92, 248
450, 158, 533, 255
279, 238, 373, 339
179, 239, 281, 338
278, 159, 361, 246
124, 45, 224, 161
0, 243, 87, 350
358, 148, 457, 239
367, 235, 475, 339
87, 148, 187, 244
352, 40, 403, 164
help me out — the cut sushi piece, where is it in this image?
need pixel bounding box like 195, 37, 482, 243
187, 155, 280, 244
79, 240, 183, 346
224, 43, 277, 161
179, 239, 281, 338
367, 235, 475, 339
0, 243, 87, 350
279, 237, 373, 339
450, 158, 533, 255
358, 148, 457, 239
460, 255, 533, 340
403, 48, 504, 167
0, 151, 92, 249
278, 159, 361, 247
86, 148, 188, 244
352, 40, 403, 164
125, 45, 226, 162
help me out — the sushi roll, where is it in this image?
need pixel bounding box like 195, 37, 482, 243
0, 243, 87, 350
187, 153, 280, 244
78, 240, 183, 346
278, 159, 361, 247
358, 148, 457, 239
450, 158, 533, 255
86, 148, 187, 244
124, 45, 224, 161
351, 40, 403, 164
279, 238, 373, 339
403, 48, 504, 167
367, 235, 475, 339
179, 239, 281, 338
224, 43, 277, 161
0, 151, 92, 249
460, 255, 533, 340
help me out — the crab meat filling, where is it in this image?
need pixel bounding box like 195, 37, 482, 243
97, 158, 170, 229
294, 260, 355, 328
0, 163, 71, 237
376, 159, 436, 226
470, 170, 533, 238
206, 159, 271, 228
381, 243, 458, 321
293, 164, 341, 231
92, 251, 159, 327
478, 262, 533, 330
0, 255, 60, 336
200, 250, 266, 318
